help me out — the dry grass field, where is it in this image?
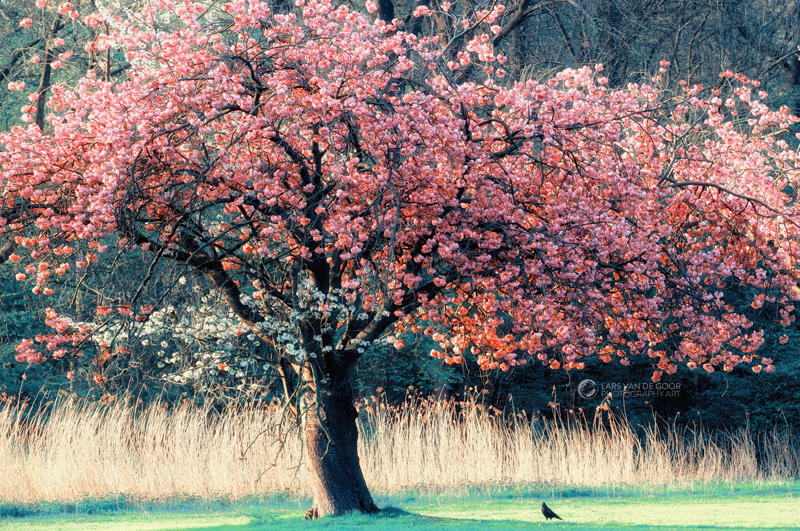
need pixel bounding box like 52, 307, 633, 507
1, 394, 797, 504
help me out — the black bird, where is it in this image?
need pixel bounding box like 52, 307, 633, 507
541, 502, 563, 521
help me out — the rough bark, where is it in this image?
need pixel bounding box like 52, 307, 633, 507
34, 14, 64, 130
0, 241, 15, 263
301, 362, 379, 518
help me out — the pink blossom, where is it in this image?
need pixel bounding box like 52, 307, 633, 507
412, 5, 430, 17
0, 0, 796, 389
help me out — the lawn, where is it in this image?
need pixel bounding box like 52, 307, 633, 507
2, 483, 798, 530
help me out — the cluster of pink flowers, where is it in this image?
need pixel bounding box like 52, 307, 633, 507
1, 0, 797, 384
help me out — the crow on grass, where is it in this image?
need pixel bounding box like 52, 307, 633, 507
541, 502, 563, 521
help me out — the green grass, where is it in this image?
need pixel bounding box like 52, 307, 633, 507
2, 482, 798, 530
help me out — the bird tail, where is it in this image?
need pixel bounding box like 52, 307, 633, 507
555, 515, 563, 520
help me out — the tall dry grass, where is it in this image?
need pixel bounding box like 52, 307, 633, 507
0, 393, 797, 503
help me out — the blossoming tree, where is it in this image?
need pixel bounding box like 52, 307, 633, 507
3, 0, 800, 517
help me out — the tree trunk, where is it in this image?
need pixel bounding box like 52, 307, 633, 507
301, 362, 379, 518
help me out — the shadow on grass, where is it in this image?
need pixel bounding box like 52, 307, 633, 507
0, 492, 306, 519
231, 506, 800, 531
370, 479, 800, 510
234, 506, 544, 530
